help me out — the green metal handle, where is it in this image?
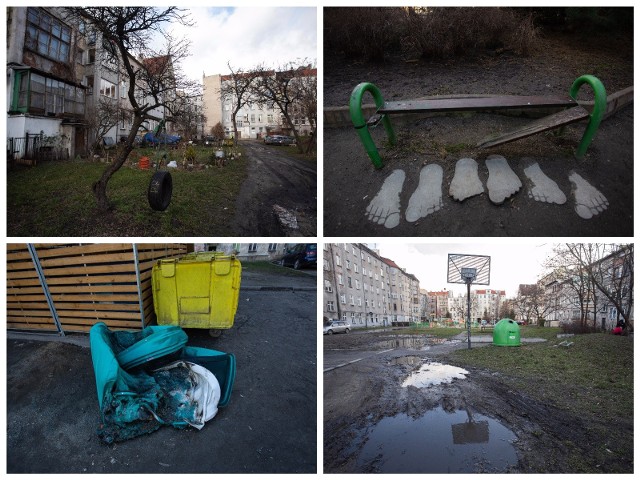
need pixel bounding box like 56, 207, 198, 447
569, 75, 606, 159
349, 82, 396, 169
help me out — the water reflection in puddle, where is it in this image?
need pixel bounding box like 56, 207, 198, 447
355, 408, 518, 473
375, 336, 462, 350
389, 356, 423, 366
402, 362, 469, 388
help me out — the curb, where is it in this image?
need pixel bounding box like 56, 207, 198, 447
324, 87, 633, 128
242, 286, 316, 292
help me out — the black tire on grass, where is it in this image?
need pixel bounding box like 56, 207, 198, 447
148, 171, 172, 211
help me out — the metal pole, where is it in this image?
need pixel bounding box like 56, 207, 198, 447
27, 243, 64, 336
466, 281, 472, 349
132, 244, 146, 329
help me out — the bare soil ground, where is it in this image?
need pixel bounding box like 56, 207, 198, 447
233, 140, 317, 236
323, 31, 633, 236
323, 329, 633, 473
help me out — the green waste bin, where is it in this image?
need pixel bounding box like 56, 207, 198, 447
493, 318, 521, 346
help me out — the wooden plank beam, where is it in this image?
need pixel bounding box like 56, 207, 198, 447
379, 95, 578, 114
477, 105, 590, 149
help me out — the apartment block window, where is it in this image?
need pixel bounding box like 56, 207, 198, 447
99, 78, 117, 98
268, 243, 277, 252
258, 114, 262, 123
342, 312, 347, 321
340, 294, 346, 304
11, 71, 84, 116
354, 264, 359, 274
335, 255, 341, 266
346, 260, 351, 270
267, 114, 273, 123
327, 301, 335, 312
355, 279, 360, 290
250, 114, 255, 122
347, 277, 352, 288
324, 280, 333, 293
76, 48, 84, 65
338, 274, 344, 285
25, 8, 71, 63
349, 295, 355, 305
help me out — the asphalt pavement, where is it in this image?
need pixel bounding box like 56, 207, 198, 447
6, 267, 317, 474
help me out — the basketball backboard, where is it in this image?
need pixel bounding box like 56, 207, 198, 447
447, 254, 491, 285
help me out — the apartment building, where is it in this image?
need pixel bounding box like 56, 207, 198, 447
7, 7, 175, 160
323, 244, 420, 328
202, 68, 316, 140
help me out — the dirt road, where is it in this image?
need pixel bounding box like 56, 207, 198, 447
323, 329, 632, 473
232, 140, 317, 236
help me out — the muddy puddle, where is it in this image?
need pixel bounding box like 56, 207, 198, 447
354, 407, 518, 473
375, 336, 461, 350
402, 362, 469, 388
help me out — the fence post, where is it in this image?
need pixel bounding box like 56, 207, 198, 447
132, 244, 146, 329
27, 244, 64, 336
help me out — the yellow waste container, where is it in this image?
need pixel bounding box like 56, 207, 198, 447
152, 252, 241, 329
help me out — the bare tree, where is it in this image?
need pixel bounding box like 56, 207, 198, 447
64, 7, 197, 211
566, 244, 634, 331
251, 61, 316, 154
86, 97, 120, 156
219, 62, 256, 145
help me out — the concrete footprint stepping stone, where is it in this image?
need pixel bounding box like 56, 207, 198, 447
485, 154, 522, 204
449, 158, 483, 202
406, 164, 443, 222
523, 162, 567, 205
568, 171, 609, 219
365, 169, 405, 228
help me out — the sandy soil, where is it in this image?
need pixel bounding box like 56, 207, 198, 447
323, 31, 633, 237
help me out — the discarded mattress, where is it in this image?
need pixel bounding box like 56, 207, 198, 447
89, 322, 235, 444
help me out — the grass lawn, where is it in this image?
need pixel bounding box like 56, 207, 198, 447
7, 146, 248, 236
447, 331, 633, 470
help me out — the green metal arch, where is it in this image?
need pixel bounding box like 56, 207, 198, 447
349, 82, 396, 169
569, 75, 607, 159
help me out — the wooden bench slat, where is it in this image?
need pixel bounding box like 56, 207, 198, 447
379, 95, 578, 114
477, 105, 590, 149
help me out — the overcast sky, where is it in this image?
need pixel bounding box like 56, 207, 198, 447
373, 243, 558, 298
165, 7, 317, 82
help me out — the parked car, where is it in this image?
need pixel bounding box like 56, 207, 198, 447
279, 244, 316, 269
323, 321, 351, 335
264, 135, 296, 146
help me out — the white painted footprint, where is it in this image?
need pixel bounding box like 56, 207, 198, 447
406, 164, 443, 222
568, 171, 609, 219
485, 154, 522, 204
449, 158, 483, 202
523, 162, 567, 205
365, 169, 405, 228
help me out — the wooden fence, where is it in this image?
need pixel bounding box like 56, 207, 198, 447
7, 243, 188, 334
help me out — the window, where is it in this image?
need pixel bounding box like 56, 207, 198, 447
250, 114, 255, 122
349, 295, 354, 305
347, 277, 352, 288
267, 114, 273, 123
354, 264, 359, 274
324, 281, 333, 293
25, 8, 71, 62
76, 48, 84, 65
100, 78, 116, 98
11, 70, 84, 117
338, 274, 343, 285
355, 280, 360, 290
342, 312, 347, 321
327, 301, 335, 312
346, 260, 351, 270
258, 114, 262, 123
248, 244, 258, 252
340, 294, 346, 304
268, 243, 277, 252
335, 255, 341, 266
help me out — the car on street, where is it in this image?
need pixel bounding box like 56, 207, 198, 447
323, 321, 351, 335
279, 243, 316, 269
264, 135, 296, 146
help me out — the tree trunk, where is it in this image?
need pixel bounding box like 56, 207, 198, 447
92, 145, 134, 211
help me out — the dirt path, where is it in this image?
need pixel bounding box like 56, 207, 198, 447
231, 140, 317, 236
323, 31, 633, 237
323, 330, 632, 473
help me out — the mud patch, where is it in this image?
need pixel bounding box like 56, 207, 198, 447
389, 356, 423, 366
402, 362, 469, 388
374, 335, 462, 350
354, 408, 518, 473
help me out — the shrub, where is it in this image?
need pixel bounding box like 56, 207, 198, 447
560, 319, 600, 335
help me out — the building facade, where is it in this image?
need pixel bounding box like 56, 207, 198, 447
202, 68, 316, 140
323, 243, 421, 328
7, 7, 180, 160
